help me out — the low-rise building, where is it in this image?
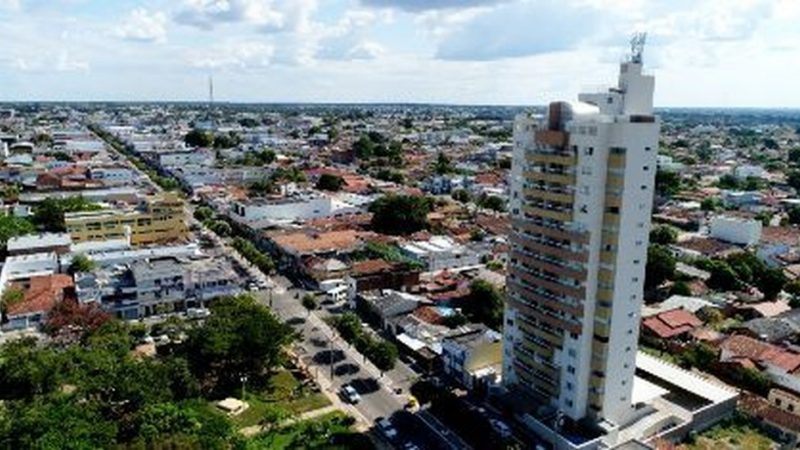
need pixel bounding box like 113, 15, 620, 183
65, 193, 188, 246
441, 325, 502, 390
709, 215, 762, 246
6, 233, 72, 256
4, 274, 74, 330
400, 235, 480, 272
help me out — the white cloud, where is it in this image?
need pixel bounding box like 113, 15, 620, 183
360, 0, 510, 12
0, 0, 21, 12
116, 8, 168, 42
435, 0, 600, 60
190, 40, 275, 69
174, 0, 283, 30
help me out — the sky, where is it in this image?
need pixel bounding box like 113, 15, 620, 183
0, 0, 799, 107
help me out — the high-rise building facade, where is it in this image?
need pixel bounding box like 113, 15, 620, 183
503, 47, 659, 427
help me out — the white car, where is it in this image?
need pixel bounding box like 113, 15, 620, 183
377, 418, 398, 440
341, 384, 361, 404
187, 308, 210, 319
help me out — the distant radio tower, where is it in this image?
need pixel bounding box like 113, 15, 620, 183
208, 75, 214, 107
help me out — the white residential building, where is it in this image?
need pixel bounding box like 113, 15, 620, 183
229, 193, 360, 229
709, 216, 762, 246
400, 236, 480, 272
503, 42, 660, 431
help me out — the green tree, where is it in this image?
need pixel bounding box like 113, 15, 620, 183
478, 194, 506, 212
0, 214, 34, 246
193, 206, 215, 222
208, 220, 232, 237
645, 244, 676, 290
248, 178, 275, 196
716, 174, 741, 190
316, 173, 345, 191
452, 189, 471, 203
184, 129, 214, 148
183, 294, 294, 395
650, 224, 679, 245
700, 197, 722, 212
787, 170, 800, 191
68, 254, 96, 274
655, 169, 682, 197
371, 341, 398, 376
670, 280, 692, 297
433, 152, 455, 175
301, 294, 318, 316
699, 259, 740, 291
1, 287, 25, 311
464, 280, 504, 329
369, 194, 432, 235
789, 147, 800, 165
32, 197, 102, 232
353, 135, 375, 159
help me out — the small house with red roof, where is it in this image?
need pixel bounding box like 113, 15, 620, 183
4, 274, 74, 330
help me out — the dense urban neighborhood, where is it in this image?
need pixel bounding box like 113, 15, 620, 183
1, 94, 800, 450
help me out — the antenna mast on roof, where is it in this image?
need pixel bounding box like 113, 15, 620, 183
630, 32, 647, 64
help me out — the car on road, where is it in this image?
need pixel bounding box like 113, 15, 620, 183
340, 384, 361, 404
402, 442, 420, 450
489, 418, 512, 439
186, 308, 210, 319
376, 417, 399, 441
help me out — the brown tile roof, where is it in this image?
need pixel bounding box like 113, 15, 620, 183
642, 308, 703, 339
351, 259, 394, 275
413, 306, 444, 325
7, 274, 74, 316
761, 226, 800, 246
270, 229, 374, 255
740, 394, 800, 433
721, 334, 800, 373
676, 237, 741, 257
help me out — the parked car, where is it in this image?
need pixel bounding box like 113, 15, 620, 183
340, 384, 361, 404
187, 308, 210, 319
376, 417, 398, 440
490, 418, 512, 439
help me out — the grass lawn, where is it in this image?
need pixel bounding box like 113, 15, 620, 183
245, 411, 369, 450
227, 369, 332, 428
678, 416, 778, 450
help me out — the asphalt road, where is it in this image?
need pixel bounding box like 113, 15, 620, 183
258, 277, 471, 450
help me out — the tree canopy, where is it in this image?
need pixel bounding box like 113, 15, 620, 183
462, 280, 504, 330
315, 173, 345, 192
645, 244, 676, 290
0, 214, 34, 246
184, 129, 214, 148
32, 197, 102, 232
369, 194, 432, 235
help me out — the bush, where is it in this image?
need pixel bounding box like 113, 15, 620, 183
232, 238, 274, 274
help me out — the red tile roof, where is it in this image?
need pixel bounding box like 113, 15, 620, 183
642, 308, 703, 339
7, 274, 74, 317
721, 334, 800, 373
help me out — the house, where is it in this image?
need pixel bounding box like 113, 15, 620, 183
349, 259, 420, 293
719, 335, 800, 394
758, 226, 800, 268
734, 309, 800, 343
4, 274, 74, 330
441, 325, 503, 390
641, 308, 704, 342
359, 289, 428, 332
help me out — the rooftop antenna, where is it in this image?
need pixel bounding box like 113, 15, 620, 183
630, 32, 647, 64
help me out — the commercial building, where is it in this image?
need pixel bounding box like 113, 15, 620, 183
502, 42, 660, 430
65, 193, 188, 246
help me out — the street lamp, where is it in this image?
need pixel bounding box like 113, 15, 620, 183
240, 375, 248, 400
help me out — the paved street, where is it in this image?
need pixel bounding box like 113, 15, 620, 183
258, 276, 472, 450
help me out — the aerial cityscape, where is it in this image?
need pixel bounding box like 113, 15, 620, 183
2, 1, 800, 449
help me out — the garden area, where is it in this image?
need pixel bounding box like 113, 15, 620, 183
229, 369, 331, 428
245, 411, 372, 450
674, 414, 778, 450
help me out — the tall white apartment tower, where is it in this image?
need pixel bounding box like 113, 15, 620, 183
503, 38, 659, 428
